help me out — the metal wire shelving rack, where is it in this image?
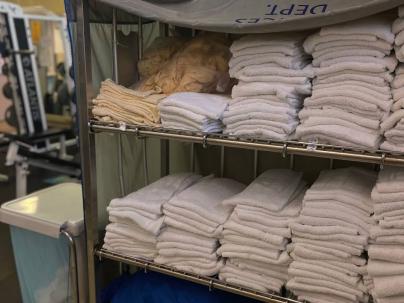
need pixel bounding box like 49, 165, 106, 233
74, 1, 404, 303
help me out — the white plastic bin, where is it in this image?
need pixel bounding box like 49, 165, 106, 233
0, 183, 87, 303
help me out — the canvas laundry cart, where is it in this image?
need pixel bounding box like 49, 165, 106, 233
0, 183, 87, 303
70, 0, 404, 302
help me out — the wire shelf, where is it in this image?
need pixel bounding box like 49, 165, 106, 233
90, 120, 404, 167
95, 247, 303, 303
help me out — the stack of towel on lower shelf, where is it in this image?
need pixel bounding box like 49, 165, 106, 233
296, 16, 396, 150
92, 79, 166, 126
393, 7, 404, 62
369, 167, 404, 303
155, 176, 245, 275
287, 167, 377, 303
223, 33, 312, 140
217, 169, 306, 293
159, 92, 230, 132
103, 173, 201, 260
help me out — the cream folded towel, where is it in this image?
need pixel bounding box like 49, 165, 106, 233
231, 44, 303, 57
163, 216, 222, 238
221, 234, 286, 251
105, 222, 156, 244
314, 80, 391, 95
229, 258, 289, 279
380, 141, 404, 153
315, 72, 391, 86
292, 237, 362, 256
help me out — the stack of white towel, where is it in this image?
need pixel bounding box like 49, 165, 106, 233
296, 16, 396, 150
380, 65, 404, 152
369, 167, 404, 303
217, 169, 306, 293
287, 167, 377, 303
159, 92, 230, 133
380, 10, 404, 153
103, 173, 201, 260
393, 7, 404, 62
223, 33, 312, 141
155, 176, 245, 276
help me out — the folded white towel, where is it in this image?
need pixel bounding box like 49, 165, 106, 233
224, 109, 296, 125
292, 237, 362, 256
225, 126, 289, 141
291, 229, 368, 246
103, 243, 157, 260
289, 262, 362, 287
381, 110, 404, 131
313, 49, 388, 66
369, 244, 404, 263
287, 278, 359, 302
380, 140, 404, 153
231, 44, 303, 57
298, 108, 379, 130
290, 257, 366, 278
369, 259, 404, 276
229, 258, 289, 279
396, 30, 404, 46
228, 100, 299, 116
303, 33, 378, 53
219, 242, 282, 261
230, 33, 306, 52
320, 56, 397, 73
372, 188, 404, 203
156, 241, 215, 254
218, 246, 291, 265
291, 222, 360, 236
314, 80, 391, 95
222, 169, 304, 211
158, 259, 224, 276
296, 124, 381, 150
374, 295, 404, 303
232, 82, 310, 100
222, 222, 287, 246
105, 222, 156, 244
158, 228, 217, 248
160, 120, 223, 133
393, 17, 404, 34
288, 242, 352, 259
107, 208, 164, 235
304, 95, 379, 112
163, 216, 222, 238
225, 119, 298, 135
374, 275, 404, 298
237, 74, 310, 85
303, 200, 374, 220
167, 176, 245, 225
310, 89, 392, 112
307, 167, 376, 202
315, 72, 391, 86
109, 173, 201, 215
375, 201, 404, 214
229, 56, 309, 77
234, 64, 313, 78
222, 234, 286, 251
319, 16, 395, 44
163, 203, 217, 227
230, 95, 300, 107
219, 263, 284, 293
376, 168, 404, 193
159, 93, 230, 120
314, 39, 392, 53
228, 213, 291, 237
